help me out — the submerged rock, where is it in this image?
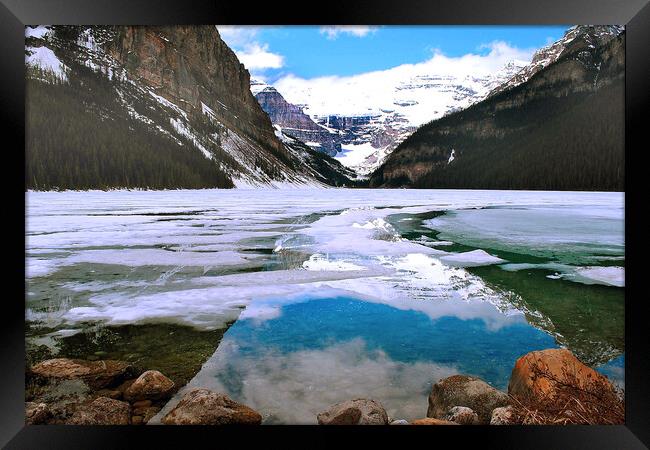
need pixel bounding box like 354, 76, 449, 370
508, 348, 618, 402
161, 389, 262, 425
411, 418, 458, 425
68, 397, 131, 425
124, 370, 175, 402
490, 405, 515, 425
25, 402, 51, 425
317, 399, 389, 425
31, 358, 133, 390
427, 375, 510, 424
444, 406, 480, 425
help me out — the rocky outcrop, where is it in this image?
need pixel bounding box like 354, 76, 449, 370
443, 406, 480, 425
124, 370, 175, 402
68, 397, 131, 425
317, 399, 389, 425
108, 26, 284, 157
254, 87, 341, 156
161, 388, 262, 425
508, 348, 618, 402
30, 358, 133, 390
427, 375, 510, 424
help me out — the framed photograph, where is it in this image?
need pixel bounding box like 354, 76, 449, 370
2, 0, 648, 447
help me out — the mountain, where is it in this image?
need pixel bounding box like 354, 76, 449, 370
265, 58, 527, 176
25, 25, 355, 190
252, 84, 342, 157
369, 26, 624, 191
487, 25, 624, 98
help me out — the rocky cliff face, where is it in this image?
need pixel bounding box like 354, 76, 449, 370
370, 28, 625, 191
253, 86, 341, 156
25, 25, 355, 189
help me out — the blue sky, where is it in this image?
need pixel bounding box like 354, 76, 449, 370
217, 25, 570, 83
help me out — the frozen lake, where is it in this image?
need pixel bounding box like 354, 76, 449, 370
25, 189, 625, 423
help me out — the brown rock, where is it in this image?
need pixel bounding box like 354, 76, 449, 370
490, 406, 515, 425
427, 375, 509, 424
68, 397, 131, 425
31, 358, 133, 390
116, 379, 136, 395
124, 370, 174, 402
95, 389, 121, 400
444, 406, 480, 425
411, 418, 458, 425
161, 389, 261, 425
317, 399, 389, 425
508, 348, 617, 402
25, 402, 51, 425
131, 415, 144, 426
132, 400, 152, 409
141, 406, 161, 423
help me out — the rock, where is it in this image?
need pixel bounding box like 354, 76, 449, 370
161, 389, 262, 425
124, 370, 174, 402
427, 375, 510, 424
31, 358, 133, 390
411, 418, 458, 425
96, 389, 121, 400
25, 402, 51, 425
141, 406, 160, 424
116, 379, 136, 395
132, 415, 143, 425
508, 348, 618, 402
68, 397, 131, 425
490, 406, 515, 425
444, 406, 480, 425
317, 399, 389, 425
390, 419, 410, 425
132, 400, 152, 409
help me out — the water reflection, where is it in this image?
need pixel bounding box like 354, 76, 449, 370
157, 293, 559, 424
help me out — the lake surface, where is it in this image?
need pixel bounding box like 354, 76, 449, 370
25, 189, 625, 423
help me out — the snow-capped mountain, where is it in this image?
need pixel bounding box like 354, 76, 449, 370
487, 25, 624, 98
253, 58, 527, 176
25, 26, 355, 190
370, 27, 625, 191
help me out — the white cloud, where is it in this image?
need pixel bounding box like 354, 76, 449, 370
235, 43, 284, 70
320, 26, 379, 40
216, 26, 284, 72
216, 26, 260, 47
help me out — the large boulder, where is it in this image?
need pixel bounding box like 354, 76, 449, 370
161, 389, 262, 425
124, 370, 175, 402
30, 358, 133, 390
25, 402, 51, 425
427, 375, 509, 424
68, 397, 131, 425
444, 406, 480, 425
317, 399, 389, 425
508, 348, 617, 402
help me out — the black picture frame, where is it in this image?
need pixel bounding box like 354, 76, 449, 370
2, 0, 648, 447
